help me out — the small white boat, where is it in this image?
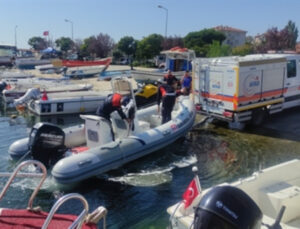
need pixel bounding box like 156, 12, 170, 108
167, 159, 300, 229
0, 160, 107, 228
9, 77, 196, 184
27, 90, 109, 115
131, 47, 195, 81
3, 81, 93, 103
64, 65, 107, 79
15, 58, 51, 69
0, 70, 35, 79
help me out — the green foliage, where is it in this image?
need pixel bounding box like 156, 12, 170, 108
28, 37, 47, 51
55, 37, 74, 52
184, 29, 226, 53
136, 34, 164, 60
285, 20, 298, 48
117, 36, 137, 57
207, 41, 231, 57
232, 44, 253, 56
112, 49, 123, 60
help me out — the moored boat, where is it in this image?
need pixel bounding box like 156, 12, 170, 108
0, 160, 108, 228
27, 90, 109, 115
3, 82, 93, 103
8, 77, 196, 184
167, 159, 300, 229
64, 65, 107, 79
61, 57, 112, 67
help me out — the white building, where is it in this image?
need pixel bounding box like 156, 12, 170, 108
214, 26, 247, 48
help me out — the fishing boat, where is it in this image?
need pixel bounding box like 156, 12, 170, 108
64, 65, 108, 79
61, 57, 112, 67
3, 81, 93, 103
167, 159, 300, 229
0, 160, 108, 228
8, 77, 196, 184
26, 90, 109, 115
131, 47, 195, 81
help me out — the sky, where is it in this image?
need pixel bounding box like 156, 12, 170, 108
1, 0, 300, 49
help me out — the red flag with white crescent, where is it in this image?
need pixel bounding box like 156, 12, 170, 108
182, 177, 201, 209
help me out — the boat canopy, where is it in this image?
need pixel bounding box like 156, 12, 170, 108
161, 46, 196, 60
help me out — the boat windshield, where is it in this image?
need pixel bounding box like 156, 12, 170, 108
0, 45, 16, 57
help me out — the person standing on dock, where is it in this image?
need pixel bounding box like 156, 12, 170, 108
163, 69, 178, 86
181, 70, 192, 95
96, 93, 130, 140
157, 80, 178, 124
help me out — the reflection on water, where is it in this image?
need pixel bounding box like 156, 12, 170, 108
1, 96, 300, 228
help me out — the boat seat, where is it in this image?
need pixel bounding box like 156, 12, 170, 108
263, 183, 300, 223
138, 120, 150, 132
0, 209, 97, 229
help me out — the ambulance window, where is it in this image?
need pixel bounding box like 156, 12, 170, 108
287, 60, 296, 78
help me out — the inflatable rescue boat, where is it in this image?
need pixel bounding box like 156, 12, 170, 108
9, 77, 196, 184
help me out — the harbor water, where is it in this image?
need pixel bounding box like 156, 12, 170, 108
1, 97, 300, 228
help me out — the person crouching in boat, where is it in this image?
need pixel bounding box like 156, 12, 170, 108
157, 78, 178, 124
96, 93, 130, 140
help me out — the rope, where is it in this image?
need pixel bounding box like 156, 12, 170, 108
85, 206, 107, 228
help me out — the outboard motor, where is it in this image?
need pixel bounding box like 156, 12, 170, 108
0, 81, 7, 93
28, 122, 67, 168
194, 186, 262, 229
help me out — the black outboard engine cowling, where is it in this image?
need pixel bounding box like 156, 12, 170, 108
0, 81, 7, 93
29, 122, 66, 168
194, 186, 262, 229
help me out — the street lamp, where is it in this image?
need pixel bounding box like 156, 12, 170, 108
64, 19, 74, 40
158, 5, 168, 38
14, 25, 18, 47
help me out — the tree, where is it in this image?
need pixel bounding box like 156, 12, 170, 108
136, 34, 164, 60
55, 37, 74, 53
184, 29, 226, 56
83, 33, 115, 58
162, 36, 184, 50
232, 44, 253, 56
117, 36, 137, 57
28, 37, 47, 51
285, 20, 298, 49
207, 41, 231, 57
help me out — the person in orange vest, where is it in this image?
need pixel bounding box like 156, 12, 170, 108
96, 93, 130, 140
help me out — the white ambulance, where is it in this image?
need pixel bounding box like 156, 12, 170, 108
193, 54, 300, 127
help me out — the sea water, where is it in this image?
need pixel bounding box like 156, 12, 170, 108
1, 98, 300, 229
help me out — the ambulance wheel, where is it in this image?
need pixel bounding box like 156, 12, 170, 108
251, 107, 267, 126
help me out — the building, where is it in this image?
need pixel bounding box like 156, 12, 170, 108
214, 26, 247, 48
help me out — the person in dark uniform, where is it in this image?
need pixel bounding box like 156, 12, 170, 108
96, 93, 129, 140
163, 69, 179, 86
157, 80, 178, 124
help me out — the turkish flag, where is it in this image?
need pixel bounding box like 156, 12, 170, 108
43, 31, 49, 36
182, 177, 201, 209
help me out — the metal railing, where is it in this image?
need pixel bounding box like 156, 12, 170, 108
0, 160, 47, 209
